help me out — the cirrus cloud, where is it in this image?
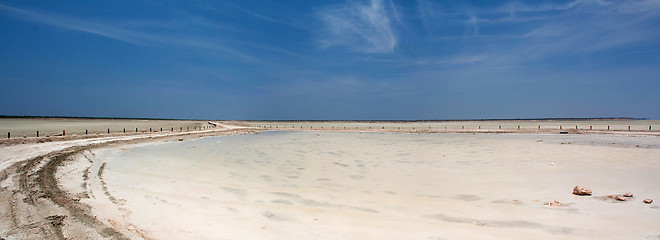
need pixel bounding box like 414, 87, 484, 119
317, 0, 397, 53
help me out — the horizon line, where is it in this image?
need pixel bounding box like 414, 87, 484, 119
0, 115, 650, 122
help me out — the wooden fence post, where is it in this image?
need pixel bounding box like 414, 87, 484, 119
63, 130, 66, 136
37, 131, 39, 137
85, 130, 87, 135
7, 132, 9, 139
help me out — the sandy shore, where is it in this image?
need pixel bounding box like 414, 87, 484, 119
0, 122, 256, 239
1, 122, 659, 239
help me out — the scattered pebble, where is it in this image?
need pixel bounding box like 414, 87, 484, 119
643, 199, 653, 204
472, 221, 487, 226
623, 193, 633, 197
608, 195, 627, 201
544, 200, 562, 208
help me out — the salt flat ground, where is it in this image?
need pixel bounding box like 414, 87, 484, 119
238, 120, 660, 131
0, 118, 209, 137
76, 131, 660, 239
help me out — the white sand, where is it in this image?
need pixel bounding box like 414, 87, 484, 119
73, 131, 660, 239
0, 121, 247, 239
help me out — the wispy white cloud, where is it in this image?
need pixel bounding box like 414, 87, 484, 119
497, 0, 582, 13
422, 0, 660, 67
318, 0, 397, 53
0, 3, 262, 63
213, 1, 306, 29
363, 54, 486, 66
388, 0, 408, 29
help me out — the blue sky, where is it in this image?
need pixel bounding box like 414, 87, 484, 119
1, 0, 659, 120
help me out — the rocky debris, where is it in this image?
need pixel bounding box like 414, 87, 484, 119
643, 199, 653, 204
178, 138, 184, 141
608, 195, 627, 201
573, 186, 592, 196
45, 215, 66, 226
544, 200, 562, 208
623, 193, 633, 197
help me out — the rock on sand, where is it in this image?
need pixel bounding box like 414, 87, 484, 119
573, 186, 592, 196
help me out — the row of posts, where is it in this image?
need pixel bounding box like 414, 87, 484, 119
252, 125, 653, 131
4, 124, 656, 138
6, 125, 216, 139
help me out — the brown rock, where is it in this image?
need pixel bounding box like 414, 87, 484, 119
623, 193, 633, 197
643, 199, 653, 204
573, 186, 592, 196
